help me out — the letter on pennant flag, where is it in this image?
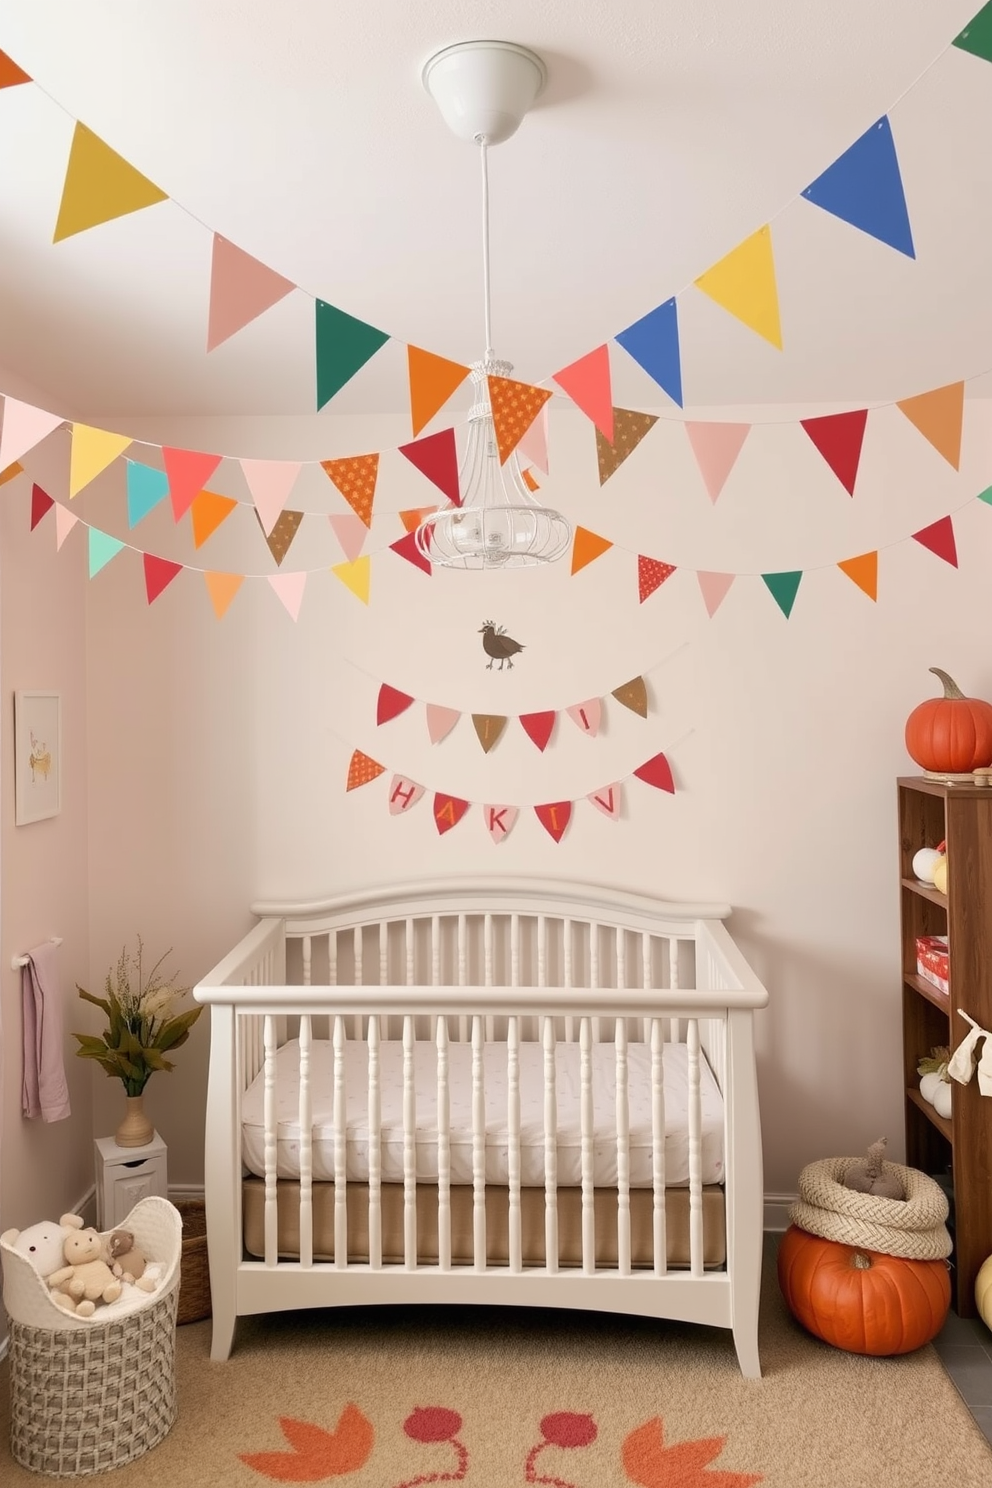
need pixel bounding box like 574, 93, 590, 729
207, 234, 295, 352
241, 459, 302, 536
398, 428, 460, 505
954, 3, 992, 62
571, 527, 612, 575
377, 684, 414, 726
800, 410, 868, 496
126, 461, 170, 528
633, 753, 675, 793
484, 805, 518, 844
837, 551, 878, 601
913, 516, 958, 568
615, 298, 683, 408
434, 794, 470, 835
535, 801, 572, 844
315, 300, 389, 410
88, 529, 126, 578
426, 704, 460, 744
163, 447, 223, 521
390, 530, 432, 575
30, 484, 54, 531
260, 510, 304, 567
388, 776, 424, 815
694, 225, 782, 349
802, 117, 915, 259
0, 399, 63, 468
191, 491, 238, 548
762, 570, 803, 618
552, 345, 614, 439
347, 750, 385, 791
204, 572, 243, 619
587, 783, 622, 819
685, 422, 750, 503
596, 409, 659, 486
611, 677, 648, 718
896, 383, 964, 470
55, 506, 78, 551
472, 715, 507, 753
567, 699, 602, 736
54, 123, 167, 243
519, 711, 556, 752
70, 426, 132, 498
487, 376, 553, 465
407, 346, 470, 436
267, 571, 307, 620
331, 558, 370, 605
638, 555, 676, 603
0, 50, 31, 87
697, 571, 735, 617
321, 454, 379, 528
329, 513, 369, 561
143, 554, 183, 605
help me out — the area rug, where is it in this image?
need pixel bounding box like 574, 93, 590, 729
2, 1249, 990, 1487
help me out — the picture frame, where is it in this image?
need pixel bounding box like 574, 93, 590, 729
14, 691, 62, 825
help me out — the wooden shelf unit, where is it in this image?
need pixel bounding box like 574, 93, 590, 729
899, 775, 992, 1315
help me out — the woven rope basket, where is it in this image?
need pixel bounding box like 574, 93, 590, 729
790, 1156, 952, 1260
175, 1199, 211, 1325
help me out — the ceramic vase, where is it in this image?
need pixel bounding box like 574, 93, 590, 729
116, 1093, 154, 1148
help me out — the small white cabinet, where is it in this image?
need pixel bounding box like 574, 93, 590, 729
94, 1131, 168, 1229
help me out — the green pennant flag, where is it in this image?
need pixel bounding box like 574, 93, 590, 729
89, 529, 126, 577
978, 485, 992, 506
315, 300, 389, 410
762, 570, 803, 618
954, 4, 992, 62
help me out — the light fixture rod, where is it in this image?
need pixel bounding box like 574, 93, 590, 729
479, 134, 494, 360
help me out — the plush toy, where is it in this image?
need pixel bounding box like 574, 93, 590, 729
0, 1214, 89, 1314
842, 1137, 907, 1201
105, 1230, 155, 1291
48, 1225, 123, 1317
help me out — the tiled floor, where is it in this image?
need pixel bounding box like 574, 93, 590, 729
933, 1308, 992, 1444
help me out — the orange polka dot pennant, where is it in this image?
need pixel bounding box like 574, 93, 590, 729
346, 750, 386, 791
487, 376, 553, 466
321, 453, 380, 527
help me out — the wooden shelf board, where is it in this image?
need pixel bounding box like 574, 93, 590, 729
900, 877, 948, 909
907, 1086, 953, 1144
904, 973, 951, 1014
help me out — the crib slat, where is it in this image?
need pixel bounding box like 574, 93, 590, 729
510, 913, 520, 987
353, 924, 363, 987
333, 1016, 347, 1269
405, 916, 415, 986
458, 915, 468, 1042
432, 914, 441, 987
641, 933, 652, 1047
472, 1015, 486, 1270
687, 1017, 703, 1277
436, 1015, 451, 1271
403, 1015, 416, 1269
379, 921, 388, 984
484, 913, 494, 1040
615, 1018, 630, 1275
537, 916, 547, 988
328, 929, 337, 987
543, 1016, 558, 1272
616, 927, 627, 992
263, 1015, 278, 1266
564, 919, 574, 1043
298, 1014, 313, 1267
591, 923, 601, 1043
302, 934, 312, 987
507, 1015, 521, 1272
367, 1015, 382, 1269
580, 1017, 594, 1274
651, 1018, 668, 1276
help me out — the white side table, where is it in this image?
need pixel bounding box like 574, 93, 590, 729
94, 1131, 168, 1229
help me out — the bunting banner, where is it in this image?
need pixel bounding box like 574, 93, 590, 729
587, 783, 622, 819
390, 529, 432, 575
693, 225, 782, 349
487, 376, 553, 465
837, 551, 878, 601
331, 557, 371, 604
472, 714, 507, 753
596, 409, 659, 485
207, 234, 295, 352
684, 423, 750, 503
398, 506, 438, 535
388, 776, 426, 815
614, 298, 683, 408
519, 711, 557, 752
69, 426, 132, 499
163, 447, 223, 521
1, 461, 24, 487
697, 572, 735, 618
398, 427, 460, 505
895, 382, 964, 469
346, 750, 386, 791
571, 526, 613, 575
126, 461, 170, 528
377, 684, 414, 725
567, 700, 602, 736
433, 793, 470, 835
551, 345, 614, 439
55, 505, 78, 550
802, 117, 915, 258
53, 123, 167, 243
913, 515, 958, 566
315, 301, 390, 411
612, 677, 648, 717
763, 570, 804, 618
88, 528, 125, 577
426, 704, 460, 744
517, 405, 549, 474
407, 347, 471, 437
800, 409, 868, 496
240, 459, 302, 536
321, 453, 379, 527
954, 3, 992, 62
485, 804, 519, 844
638, 556, 676, 603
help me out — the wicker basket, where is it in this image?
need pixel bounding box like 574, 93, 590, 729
790, 1156, 952, 1260
175, 1199, 211, 1325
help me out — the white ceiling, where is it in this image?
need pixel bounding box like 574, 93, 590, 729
1, 0, 990, 419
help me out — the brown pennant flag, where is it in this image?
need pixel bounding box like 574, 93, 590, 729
321, 453, 380, 527
472, 714, 507, 753
612, 676, 648, 717
257, 508, 303, 566
488, 376, 553, 465
596, 409, 659, 485
346, 750, 386, 791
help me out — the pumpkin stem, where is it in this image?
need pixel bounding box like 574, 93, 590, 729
930, 667, 965, 700
851, 1253, 872, 1270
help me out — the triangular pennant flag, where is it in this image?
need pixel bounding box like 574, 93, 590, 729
69, 425, 131, 498
426, 704, 460, 744
207, 234, 296, 351
163, 447, 223, 521
0, 399, 63, 467
684, 422, 750, 503
837, 552, 878, 601
88, 528, 126, 577
329, 512, 369, 560
571, 527, 613, 575
398, 427, 460, 505
762, 570, 803, 618
517, 404, 549, 474
487, 376, 553, 465
913, 516, 958, 567
321, 453, 379, 527
535, 801, 573, 844
331, 557, 370, 604
260, 509, 304, 567
0, 50, 31, 87
241, 459, 302, 536
694, 225, 782, 349
954, 3, 992, 62
0, 461, 24, 487
390, 530, 432, 575
377, 685, 414, 726
896, 383, 965, 470
143, 554, 183, 604
30, 484, 54, 530
204, 571, 244, 619
614, 298, 683, 408
521, 467, 540, 492
802, 117, 915, 259
126, 460, 170, 527
398, 507, 437, 535
633, 752, 675, 793
347, 750, 385, 791
519, 711, 556, 752
587, 783, 622, 820
315, 301, 390, 410
55, 506, 79, 550
433, 793, 470, 835
484, 804, 519, 844
638, 555, 676, 602
978, 486, 992, 506
697, 571, 735, 617
267, 570, 307, 620
800, 410, 868, 496
53, 122, 167, 242
552, 345, 615, 439
596, 409, 659, 485
611, 677, 648, 718
472, 714, 507, 753
191, 490, 238, 548
407, 346, 471, 436
567, 699, 602, 736
388, 776, 425, 815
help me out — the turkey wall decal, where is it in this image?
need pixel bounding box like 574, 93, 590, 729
479, 622, 525, 671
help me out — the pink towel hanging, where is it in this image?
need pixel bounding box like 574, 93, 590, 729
21, 940, 71, 1122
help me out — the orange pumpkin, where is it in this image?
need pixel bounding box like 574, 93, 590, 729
777, 1225, 950, 1355
905, 668, 992, 774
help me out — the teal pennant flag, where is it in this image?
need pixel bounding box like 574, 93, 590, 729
315, 301, 389, 410
126, 460, 170, 528
762, 570, 803, 618
88, 528, 126, 577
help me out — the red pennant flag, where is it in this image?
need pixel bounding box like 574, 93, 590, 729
552, 345, 614, 440
800, 409, 868, 496
519, 711, 556, 752
398, 428, 461, 506
143, 554, 184, 604
390, 530, 432, 575
163, 447, 223, 521
638, 555, 676, 602
377, 684, 414, 725
913, 516, 958, 567
535, 801, 573, 843
634, 752, 675, 793
30, 483, 55, 530
433, 793, 470, 835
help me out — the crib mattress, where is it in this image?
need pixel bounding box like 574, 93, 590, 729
241, 1036, 724, 1188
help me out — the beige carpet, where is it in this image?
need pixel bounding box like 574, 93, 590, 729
2, 1248, 990, 1487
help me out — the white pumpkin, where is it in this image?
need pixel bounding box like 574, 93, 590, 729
912, 847, 942, 884
932, 1081, 953, 1118
919, 1072, 943, 1104
976, 1255, 992, 1330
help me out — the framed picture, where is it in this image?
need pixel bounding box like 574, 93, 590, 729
14, 691, 61, 825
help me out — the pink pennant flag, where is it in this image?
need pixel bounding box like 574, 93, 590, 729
387, 775, 425, 815
697, 571, 735, 617
517, 403, 549, 474
0, 398, 63, 467
552, 345, 613, 440
566, 700, 602, 736
398, 427, 461, 505
163, 447, 223, 521
426, 703, 460, 744
267, 571, 307, 620
484, 804, 519, 844
55, 505, 79, 550
329, 512, 369, 563
912, 515, 958, 567
241, 459, 302, 536
207, 234, 296, 352
685, 422, 750, 502
587, 783, 622, 819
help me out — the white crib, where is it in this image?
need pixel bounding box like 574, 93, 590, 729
194, 878, 769, 1376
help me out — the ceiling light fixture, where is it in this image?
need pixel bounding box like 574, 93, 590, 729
416, 41, 571, 571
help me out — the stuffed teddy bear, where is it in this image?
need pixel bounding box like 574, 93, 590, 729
48, 1225, 123, 1317
105, 1229, 155, 1292
1, 1214, 89, 1314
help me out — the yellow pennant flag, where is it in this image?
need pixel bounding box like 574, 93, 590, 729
331, 556, 371, 604
694, 225, 782, 349
896, 382, 964, 470
54, 123, 168, 243
837, 552, 878, 601
571, 526, 613, 575
203, 572, 244, 619
70, 425, 132, 498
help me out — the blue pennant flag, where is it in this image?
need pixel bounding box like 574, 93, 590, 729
126, 460, 170, 528
802, 116, 914, 259
614, 297, 683, 408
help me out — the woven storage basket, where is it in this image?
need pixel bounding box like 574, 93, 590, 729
175, 1198, 211, 1325
790, 1156, 952, 1260
1, 1196, 182, 1478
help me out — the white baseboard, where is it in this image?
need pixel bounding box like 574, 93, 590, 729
764, 1194, 796, 1232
